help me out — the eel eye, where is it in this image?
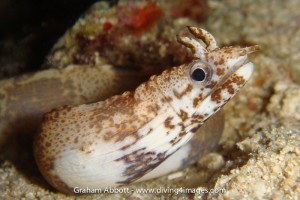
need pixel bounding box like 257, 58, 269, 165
189, 61, 212, 83
191, 68, 206, 82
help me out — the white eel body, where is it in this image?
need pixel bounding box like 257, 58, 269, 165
34, 27, 259, 194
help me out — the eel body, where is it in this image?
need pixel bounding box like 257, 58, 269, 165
34, 27, 259, 193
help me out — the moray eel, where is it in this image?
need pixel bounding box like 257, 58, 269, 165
34, 27, 259, 194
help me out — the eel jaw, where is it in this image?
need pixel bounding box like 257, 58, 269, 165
211, 55, 252, 98
223, 56, 249, 84
214, 45, 260, 90
233, 61, 254, 83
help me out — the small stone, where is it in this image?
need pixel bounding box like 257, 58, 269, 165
198, 153, 225, 171
167, 171, 184, 180
25, 192, 35, 200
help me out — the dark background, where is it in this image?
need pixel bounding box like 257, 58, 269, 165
0, 0, 118, 78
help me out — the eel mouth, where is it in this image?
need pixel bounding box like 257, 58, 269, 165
213, 45, 260, 91
225, 57, 249, 81
214, 56, 253, 94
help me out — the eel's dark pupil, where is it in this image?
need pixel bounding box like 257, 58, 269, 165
192, 68, 206, 81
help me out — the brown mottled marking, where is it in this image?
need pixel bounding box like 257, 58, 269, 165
227, 85, 235, 94
218, 58, 224, 65
114, 130, 139, 143
116, 149, 167, 184
191, 113, 205, 124
193, 97, 201, 108
179, 109, 189, 121
232, 75, 246, 85
190, 124, 202, 133
221, 79, 235, 94
211, 88, 222, 103
173, 84, 193, 99
205, 80, 217, 89
216, 68, 225, 76
170, 137, 181, 146
165, 96, 173, 103
170, 137, 177, 145
103, 131, 114, 141
164, 116, 175, 129
179, 130, 187, 137
213, 106, 220, 112
224, 48, 232, 54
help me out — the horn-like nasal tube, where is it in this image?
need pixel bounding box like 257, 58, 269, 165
177, 35, 207, 60
187, 27, 218, 51
241, 45, 261, 56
